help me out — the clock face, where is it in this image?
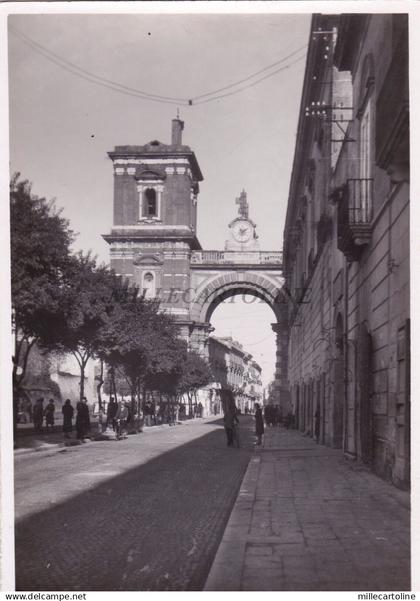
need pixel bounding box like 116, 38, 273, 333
232, 220, 253, 243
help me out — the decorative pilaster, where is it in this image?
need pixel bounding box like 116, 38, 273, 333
189, 322, 214, 359
271, 321, 290, 414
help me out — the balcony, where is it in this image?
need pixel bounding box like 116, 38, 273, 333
333, 178, 373, 261
190, 250, 283, 267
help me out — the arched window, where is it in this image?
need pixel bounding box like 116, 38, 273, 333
142, 271, 155, 298
143, 188, 157, 218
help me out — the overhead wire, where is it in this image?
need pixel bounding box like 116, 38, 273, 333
9, 25, 186, 105
10, 25, 307, 106
191, 43, 307, 100
194, 53, 307, 105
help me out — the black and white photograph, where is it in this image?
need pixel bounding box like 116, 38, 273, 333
0, 1, 416, 594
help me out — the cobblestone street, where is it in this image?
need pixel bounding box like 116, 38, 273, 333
15, 417, 255, 591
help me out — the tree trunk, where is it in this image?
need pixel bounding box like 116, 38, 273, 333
79, 362, 85, 401
13, 333, 36, 440
129, 378, 136, 415
111, 368, 118, 401
96, 359, 104, 410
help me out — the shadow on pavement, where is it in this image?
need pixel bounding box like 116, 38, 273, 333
15, 416, 255, 591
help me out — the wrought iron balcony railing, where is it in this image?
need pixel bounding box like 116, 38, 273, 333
334, 178, 373, 261
347, 178, 373, 224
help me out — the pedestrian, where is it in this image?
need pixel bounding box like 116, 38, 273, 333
44, 399, 55, 431
263, 404, 271, 427
254, 402, 264, 446
115, 400, 129, 439
315, 406, 320, 443
106, 396, 118, 429
76, 397, 91, 440
197, 401, 203, 418
62, 399, 74, 438
273, 404, 280, 427
223, 399, 239, 447
33, 398, 44, 433
144, 400, 152, 427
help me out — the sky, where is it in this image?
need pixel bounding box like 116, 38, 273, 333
8, 11, 310, 387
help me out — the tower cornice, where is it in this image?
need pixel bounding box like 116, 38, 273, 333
108, 146, 203, 182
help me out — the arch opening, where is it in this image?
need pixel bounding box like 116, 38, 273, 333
205, 286, 279, 324
208, 292, 277, 414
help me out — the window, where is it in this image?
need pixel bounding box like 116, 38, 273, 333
137, 182, 163, 221
360, 97, 372, 181
359, 98, 373, 222
143, 188, 157, 218
142, 271, 155, 298
358, 54, 375, 222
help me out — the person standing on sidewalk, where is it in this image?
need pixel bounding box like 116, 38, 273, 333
223, 400, 239, 447
62, 399, 74, 438
254, 402, 264, 446
44, 399, 55, 431
106, 396, 118, 429
33, 398, 44, 433
76, 397, 91, 440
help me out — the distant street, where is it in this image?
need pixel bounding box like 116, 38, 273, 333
15, 417, 255, 591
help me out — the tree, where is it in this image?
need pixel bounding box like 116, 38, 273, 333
98, 292, 180, 413
10, 174, 74, 423
47, 253, 128, 401
176, 351, 213, 415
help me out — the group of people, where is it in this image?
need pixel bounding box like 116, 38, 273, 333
105, 397, 132, 438
143, 400, 179, 427
263, 403, 283, 428
142, 400, 204, 427
223, 400, 265, 447
32, 397, 91, 440
32, 398, 56, 433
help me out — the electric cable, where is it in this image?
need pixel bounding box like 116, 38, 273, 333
192, 43, 307, 100
10, 25, 307, 106
194, 53, 307, 105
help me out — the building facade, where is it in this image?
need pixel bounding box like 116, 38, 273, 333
283, 14, 409, 487
17, 345, 97, 421
205, 336, 262, 416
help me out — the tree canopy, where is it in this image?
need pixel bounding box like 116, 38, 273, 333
10, 174, 74, 399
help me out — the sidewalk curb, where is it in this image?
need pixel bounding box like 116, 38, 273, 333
14, 417, 222, 456
14, 442, 65, 456
204, 452, 261, 591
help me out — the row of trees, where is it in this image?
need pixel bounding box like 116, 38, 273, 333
10, 174, 213, 426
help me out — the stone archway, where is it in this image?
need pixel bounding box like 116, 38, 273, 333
188, 271, 290, 413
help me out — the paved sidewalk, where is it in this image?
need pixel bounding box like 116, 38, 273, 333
205, 427, 410, 592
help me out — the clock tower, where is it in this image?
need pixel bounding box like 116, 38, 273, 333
225, 190, 260, 251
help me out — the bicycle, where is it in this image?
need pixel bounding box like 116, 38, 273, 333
115, 418, 128, 440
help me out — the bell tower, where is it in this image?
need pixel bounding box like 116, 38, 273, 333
103, 119, 203, 321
